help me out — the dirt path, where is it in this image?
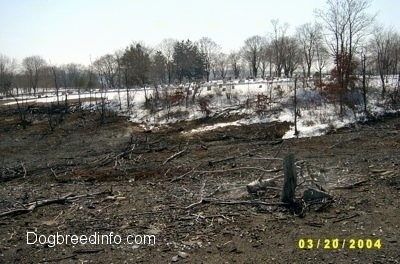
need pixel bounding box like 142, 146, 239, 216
0, 110, 399, 263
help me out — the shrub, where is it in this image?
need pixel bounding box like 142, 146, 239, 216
197, 96, 211, 117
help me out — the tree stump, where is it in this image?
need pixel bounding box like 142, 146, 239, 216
281, 153, 297, 203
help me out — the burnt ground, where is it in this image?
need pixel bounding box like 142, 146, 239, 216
0, 106, 399, 264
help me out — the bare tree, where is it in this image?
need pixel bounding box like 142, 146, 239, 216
316, 0, 374, 114
345, 0, 375, 80
0, 54, 16, 96
297, 23, 322, 78
314, 40, 330, 85
112, 50, 126, 109
197, 37, 221, 81
271, 19, 289, 77
159, 38, 177, 85
282, 37, 302, 78
93, 54, 118, 89
371, 26, 398, 97
392, 34, 400, 85
228, 51, 242, 79
57, 63, 89, 106
392, 34, 400, 79
49, 64, 60, 105
215, 53, 228, 80
22, 55, 46, 96
316, 0, 374, 83
259, 39, 274, 79
242, 35, 265, 78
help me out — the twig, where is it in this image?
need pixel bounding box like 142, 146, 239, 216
333, 213, 360, 223
205, 186, 222, 197
185, 199, 207, 210
39, 255, 77, 263
170, 168, 194, 182
50, 168, 58, 180
163, 147, 187, 165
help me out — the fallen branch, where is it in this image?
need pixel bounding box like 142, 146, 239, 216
332, 180, 368, 190
206, 199, 287, 206
185, 199, 204, 210
332, 213, 360, 223
248, 156, 283, 161
173, 167, 281, 183
170, 168, 195, 182
198, 166, 281, 174
251, 139, 284, 146
39, 255, 77, 263
163, 147, 187, 165
179, 213, 241, 220
0, 190, 112, 218
73, 248, 105, 254
208, 156, 235, 166
185, 198, 287, 210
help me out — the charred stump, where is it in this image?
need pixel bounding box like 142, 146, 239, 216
281, 153, 297, 203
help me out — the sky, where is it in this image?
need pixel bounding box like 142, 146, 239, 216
0, 0, 399, 66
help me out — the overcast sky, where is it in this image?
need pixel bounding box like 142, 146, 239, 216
0, 0, 398, 66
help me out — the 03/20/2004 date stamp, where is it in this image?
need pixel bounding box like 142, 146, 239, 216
298, 238, 382, 250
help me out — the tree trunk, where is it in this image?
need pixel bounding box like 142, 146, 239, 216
294, 78, 298, 136
362, 54, 367, 114
281, 154, 297, 203
52, 67, 59, 106
125, 70, 130, 109
319, 68, 322, 87
380, 73, 386, 98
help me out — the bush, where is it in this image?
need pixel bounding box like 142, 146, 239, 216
197, 96, 211, 117
387, 90, 400, 110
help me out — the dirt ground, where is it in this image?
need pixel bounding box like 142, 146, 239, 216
0, 106, 399, 264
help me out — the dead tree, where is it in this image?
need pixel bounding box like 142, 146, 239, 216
281, 153, 297, 203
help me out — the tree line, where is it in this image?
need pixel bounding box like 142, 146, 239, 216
1, 0, 399, 100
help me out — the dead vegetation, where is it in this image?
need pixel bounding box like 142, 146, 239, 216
0, 107, 399, 263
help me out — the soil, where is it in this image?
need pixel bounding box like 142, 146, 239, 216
0, 106, 399, 264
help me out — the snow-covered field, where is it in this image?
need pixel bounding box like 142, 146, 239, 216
2, 76, 399, 139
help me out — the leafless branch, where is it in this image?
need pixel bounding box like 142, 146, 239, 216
163, 147, 187, 165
